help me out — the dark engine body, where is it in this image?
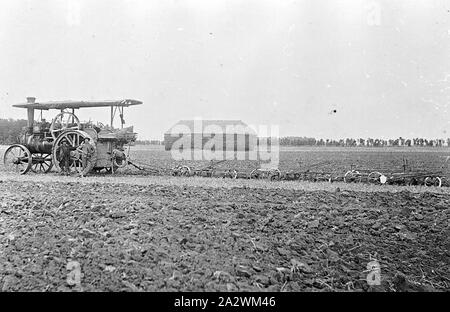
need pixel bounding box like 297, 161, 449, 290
19, 133, 53, 154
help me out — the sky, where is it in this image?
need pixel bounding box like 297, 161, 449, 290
0, 0, 449, 140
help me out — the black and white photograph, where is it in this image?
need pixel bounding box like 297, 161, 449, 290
0, 0, 449, 301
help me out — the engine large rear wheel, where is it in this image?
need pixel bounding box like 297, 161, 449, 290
52, 130, 97, 176
49, 112, 81, 140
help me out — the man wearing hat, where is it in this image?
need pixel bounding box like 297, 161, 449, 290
56, 139, 72, 175
78, 137, 95, 177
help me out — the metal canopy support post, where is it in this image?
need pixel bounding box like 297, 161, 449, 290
120, 106, 124, 128
111, 105, 121, 128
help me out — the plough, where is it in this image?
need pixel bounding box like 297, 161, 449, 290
171, 160, 239, 179
342, 169, 445, 187
107, 156, 450, 187
341, 158, 448, 187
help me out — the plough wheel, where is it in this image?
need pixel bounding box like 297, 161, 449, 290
180, 165, 191, 176
344, 170, 362, 183
343, 170, 353, 183
270, 169, 282, 181
224, 169, 237, 179
424, 177, 442, 187
250, 169, 260, 179
368, 171, 387, 184
172, 165, 191, 176
3, 144, 32, 174
250, 169, 281, 180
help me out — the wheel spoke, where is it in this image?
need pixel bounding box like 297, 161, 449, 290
66, 135, 74, 146
17, 160, 25, 172
51, 112, 80, 139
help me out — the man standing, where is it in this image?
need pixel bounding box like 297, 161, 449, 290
78, 137, 95, 177
56, 139, 72, 175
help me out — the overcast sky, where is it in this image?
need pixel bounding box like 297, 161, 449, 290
0, 0, 449, 140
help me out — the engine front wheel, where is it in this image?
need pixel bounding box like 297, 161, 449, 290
3, 144, 32, 174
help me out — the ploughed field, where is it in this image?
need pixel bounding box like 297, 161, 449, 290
0, 174, 449, 292
0, 146, 449, 291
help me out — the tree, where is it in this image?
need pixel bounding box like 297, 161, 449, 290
0, 119, 27, 144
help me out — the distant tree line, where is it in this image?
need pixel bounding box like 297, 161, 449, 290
278, 136, 450, 147
135, 139, 164, 145
0, 119, 27, 144
0, 119, 449, 147
146, 136, 450, 147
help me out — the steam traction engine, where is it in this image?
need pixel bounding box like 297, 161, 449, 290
3, 97, 142, 175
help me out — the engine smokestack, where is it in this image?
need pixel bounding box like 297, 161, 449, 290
26, 97, 36, 132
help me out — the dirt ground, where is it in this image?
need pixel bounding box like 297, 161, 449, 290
0, 173, 449, 292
